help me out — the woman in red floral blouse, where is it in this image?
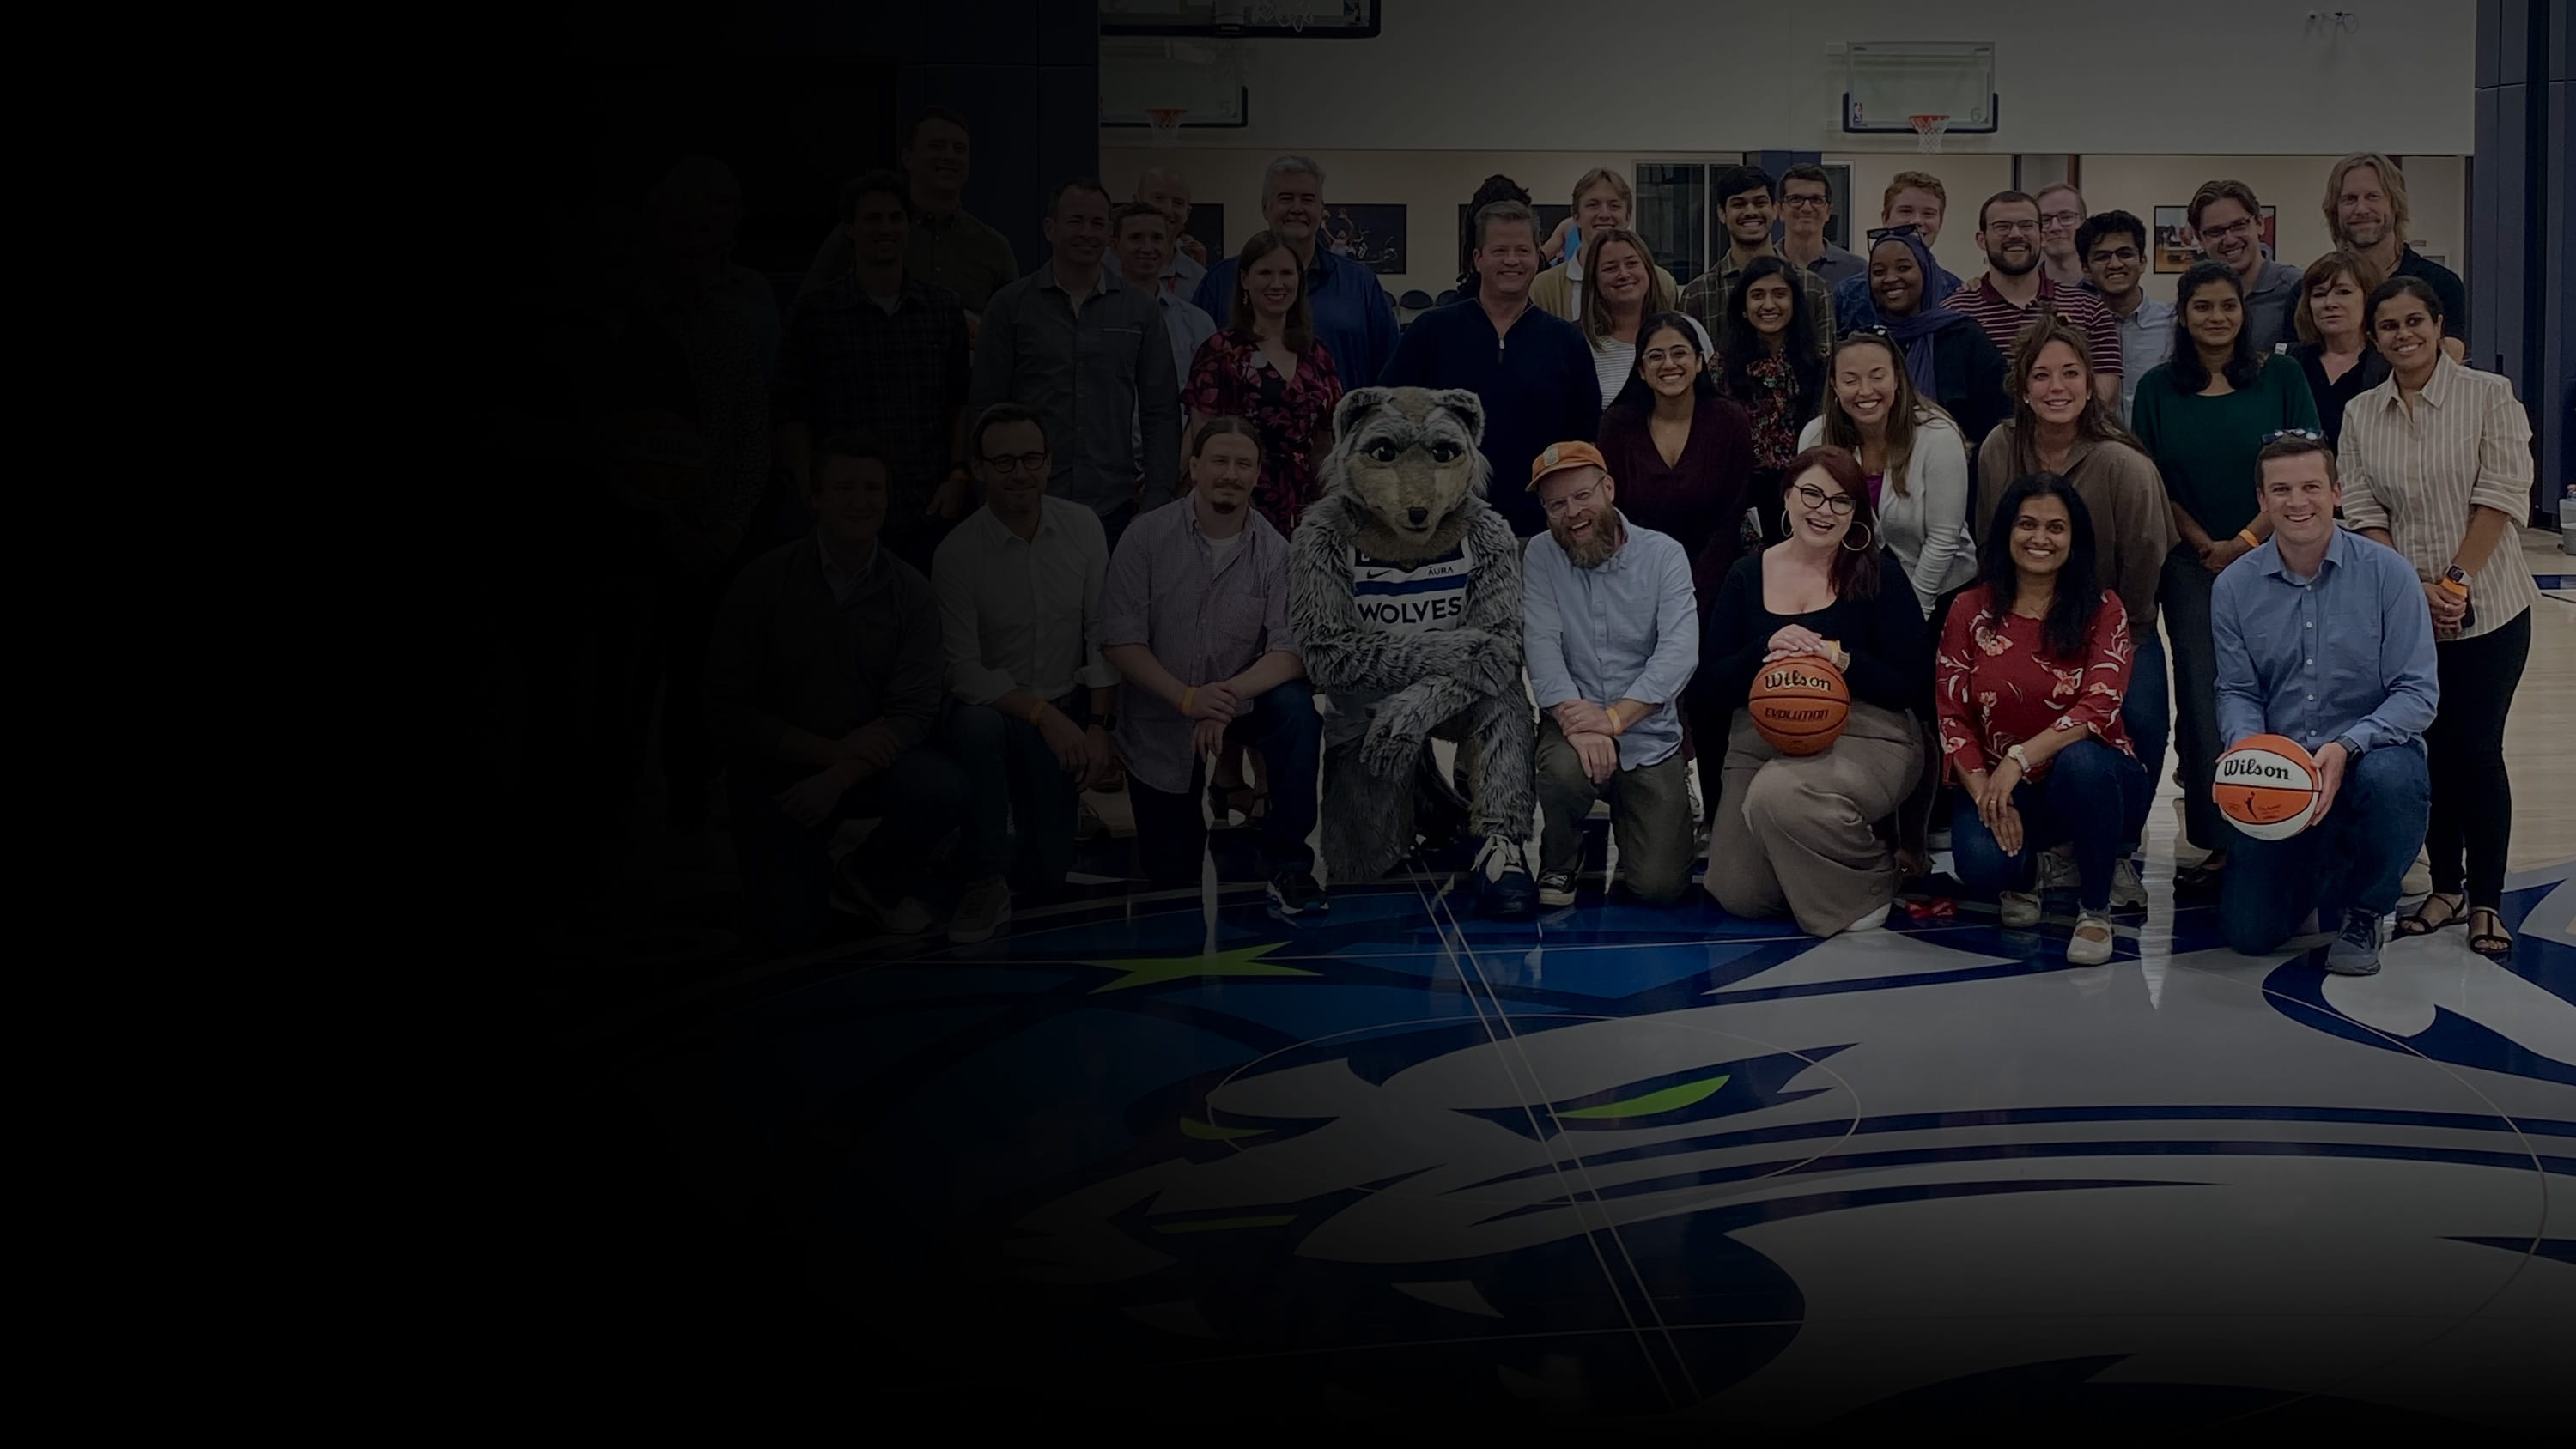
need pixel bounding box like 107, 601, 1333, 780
1935, 472, 2149, 964
1183, 229, 1344, 537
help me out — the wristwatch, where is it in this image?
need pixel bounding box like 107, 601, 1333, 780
2437, 565, 2471, 597
2005, 743, 2031, 773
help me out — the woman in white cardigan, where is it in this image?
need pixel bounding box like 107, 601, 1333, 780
1798, 331, 1979, 621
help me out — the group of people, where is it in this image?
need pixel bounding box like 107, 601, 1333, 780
636, 113, 2538, 977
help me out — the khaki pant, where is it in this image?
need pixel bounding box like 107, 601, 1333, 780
1704, 700, 1924, 937
1535, 715, 1696, 905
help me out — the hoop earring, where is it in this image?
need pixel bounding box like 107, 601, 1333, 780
1841, 523, 1874, 552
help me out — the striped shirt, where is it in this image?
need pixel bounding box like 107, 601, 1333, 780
1947, 273, 2123, 380
2335, 354, 2538, 642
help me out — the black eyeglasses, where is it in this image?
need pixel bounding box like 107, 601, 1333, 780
1866, 223, 1923, 244
1790, 482, 1856, 514
2262, 428, 2325, 444
981, 452, 1049, 475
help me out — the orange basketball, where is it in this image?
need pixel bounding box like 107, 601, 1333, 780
2213, 733, 2322, 840
1749, 652, 1851, 756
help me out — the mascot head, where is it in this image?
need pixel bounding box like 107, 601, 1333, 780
1321, 386, 1489, 555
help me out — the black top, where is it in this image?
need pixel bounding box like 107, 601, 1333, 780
2391, 246, 2469, 344
2289, 343, 2391, 447
1926, 324, 2012, 446
1693, 550, 1930, 715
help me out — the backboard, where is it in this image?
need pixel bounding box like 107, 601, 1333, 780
1101, 0, 1379, 38
1840, 41, 1998, 134
1101, 39, 1249, 127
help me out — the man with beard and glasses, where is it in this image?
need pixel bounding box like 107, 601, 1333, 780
1947, 191, 2124, 410
1521, 441, 1701, 908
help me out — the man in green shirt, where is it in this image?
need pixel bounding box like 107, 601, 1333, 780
794, 106, 1020, 337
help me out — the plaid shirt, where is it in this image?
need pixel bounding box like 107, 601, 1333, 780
775, 270, 970, 509
1678, 250, 1837, 361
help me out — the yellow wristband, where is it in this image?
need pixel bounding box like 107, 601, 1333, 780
1182, 686, 1197, 716
1024, 699, 1048, 724
1605, 706, 1624, 735
2235, 529, 2260, 548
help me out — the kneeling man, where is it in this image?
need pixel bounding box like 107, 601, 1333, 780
1523, 442, 1702, 906
2211, 434, 2437, 975
1103, 417, 1325, 913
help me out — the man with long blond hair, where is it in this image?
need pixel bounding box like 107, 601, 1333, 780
2321, 153, 2465, 362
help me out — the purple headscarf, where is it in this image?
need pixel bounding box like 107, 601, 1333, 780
1856, 226, 1971, 400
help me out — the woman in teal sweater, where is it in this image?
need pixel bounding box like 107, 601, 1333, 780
2131, 259, 2321, 888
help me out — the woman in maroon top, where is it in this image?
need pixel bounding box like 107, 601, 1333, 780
1183, 229, 1343, 537
1594, 311, 1759, 603
1595, 311, 1758, 837
1935, 472, 2148, 964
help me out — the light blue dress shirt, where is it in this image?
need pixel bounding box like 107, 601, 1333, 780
1522, 514, 1701, 770
2210, 526, 2439, 761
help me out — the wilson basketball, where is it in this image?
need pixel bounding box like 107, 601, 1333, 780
1749, 653, 1850, 756
2213, 734, 2322, 840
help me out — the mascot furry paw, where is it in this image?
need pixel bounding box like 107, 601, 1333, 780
1290, 386, 1539, 918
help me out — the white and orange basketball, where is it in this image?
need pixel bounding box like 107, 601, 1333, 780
1749, 654, 1850, 756
2214, 734, 2322, 840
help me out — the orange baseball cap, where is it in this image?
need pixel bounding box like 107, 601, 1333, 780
1528, 440, 1610, 491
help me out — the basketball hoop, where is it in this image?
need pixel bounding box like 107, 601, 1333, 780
1911, 113, 1951, 154
1145, 106, 1188, 147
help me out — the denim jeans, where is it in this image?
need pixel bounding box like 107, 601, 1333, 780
1948, 738, 2151, 913
944, 693, 1092, 898
2221, 741, 2431, 954
1126, 680, 1322, 887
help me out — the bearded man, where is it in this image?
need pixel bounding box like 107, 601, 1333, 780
1520, 441, 1702, 908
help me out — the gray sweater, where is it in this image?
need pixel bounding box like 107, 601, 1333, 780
1972, 424, 2177, 630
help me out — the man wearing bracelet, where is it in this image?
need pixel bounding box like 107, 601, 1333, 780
1101, 419, 1323, 913
705, 433, 969, 952
2210, 436, 2437, 975
933, 404, 1124, 943
1522, 442, 1702, 907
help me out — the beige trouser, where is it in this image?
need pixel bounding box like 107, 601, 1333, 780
1704, 700, 1925, 937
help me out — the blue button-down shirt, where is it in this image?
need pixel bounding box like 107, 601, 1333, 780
2210, 526, 2439, 761
1191, 246, 1399, 398
2083, 284, 2174, 422
1522, 514, 1700, 770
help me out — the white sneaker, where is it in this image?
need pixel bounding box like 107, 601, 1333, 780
1473, 834, 1530, 883
948, 876, 1012, 944
2034, 846, 2075, 894
2110, 858, 2148, 909
834, 868, 933, 935
1844, 903, 1891, 933
2000, 890, 2042, 929
2067, 910, 2116, 966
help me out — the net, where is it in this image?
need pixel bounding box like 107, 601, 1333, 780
1145, 107, 1188, 147
1911, 113, 1951, 154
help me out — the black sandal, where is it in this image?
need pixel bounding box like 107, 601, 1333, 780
2465, 906, 2512, 960
2397, 891, 2465, 937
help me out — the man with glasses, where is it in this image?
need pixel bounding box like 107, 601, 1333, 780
1777, 164, 1863, 287
2034, 184, 2089, 288
1680, 165, 1837, 361
2077, 210, 2173, 421
1948, 191, 2123, 408
1522, 442, 1701, 908
933, 403, 1123, 944
2189, 179, 2304, 355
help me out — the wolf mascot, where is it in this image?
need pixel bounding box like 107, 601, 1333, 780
1289, 386, 1538, 917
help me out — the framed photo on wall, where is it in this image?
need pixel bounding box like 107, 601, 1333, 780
1326, 204, 1407, 274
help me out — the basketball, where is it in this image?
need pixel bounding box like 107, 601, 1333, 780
2214, 734, 2323, 840
1749, 653, 1850, 756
